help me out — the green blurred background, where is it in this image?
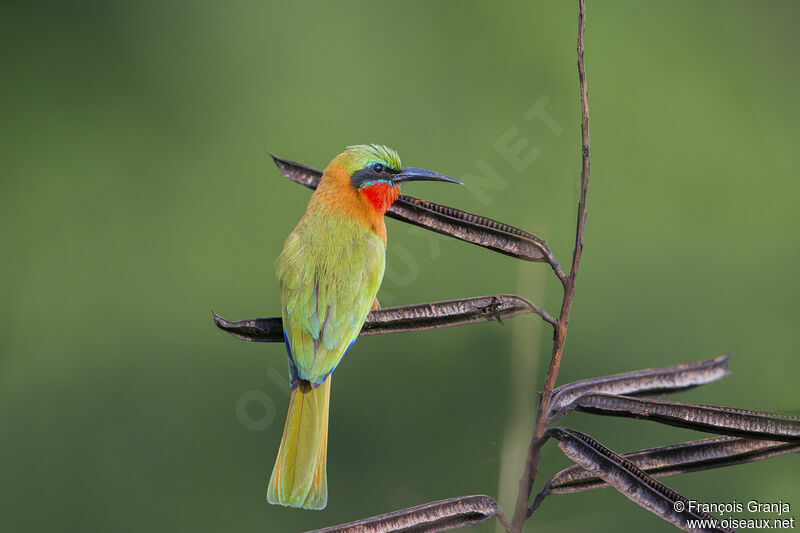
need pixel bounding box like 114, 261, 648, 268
2, 1, 799, 531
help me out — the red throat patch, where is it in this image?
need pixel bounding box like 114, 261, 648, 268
361, 182, 400, 215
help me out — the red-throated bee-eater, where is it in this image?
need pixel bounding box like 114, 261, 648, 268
267, 145, 461, 510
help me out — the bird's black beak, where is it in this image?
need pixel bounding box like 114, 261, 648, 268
392, 167, 463, 185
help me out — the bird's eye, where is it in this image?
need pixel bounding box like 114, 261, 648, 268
371, 163, 384, 174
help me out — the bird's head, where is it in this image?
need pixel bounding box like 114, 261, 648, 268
334, 144, 462, 215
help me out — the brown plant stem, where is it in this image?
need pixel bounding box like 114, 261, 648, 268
510, 0, 590, 530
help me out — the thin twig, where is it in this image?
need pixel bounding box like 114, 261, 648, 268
547, 355, 731, 424
569, 394, 800, 441
306, 495, 503, 533
511, 1, 590, 530
539, 436, 800, 499
494, 505, 513, 532
542, 429, 735, 533
213, 294, 556, 344
270, 153, 562, 266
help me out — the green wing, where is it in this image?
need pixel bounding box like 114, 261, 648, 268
279, 212, 385, 385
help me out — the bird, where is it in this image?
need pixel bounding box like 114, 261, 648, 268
267, 144, 461, 510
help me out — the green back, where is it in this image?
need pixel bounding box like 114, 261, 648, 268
278, 208, 385, 385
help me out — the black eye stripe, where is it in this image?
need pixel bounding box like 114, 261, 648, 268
351, 163, 398, 188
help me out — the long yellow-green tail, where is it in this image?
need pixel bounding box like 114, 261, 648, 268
267, 377, 331, 510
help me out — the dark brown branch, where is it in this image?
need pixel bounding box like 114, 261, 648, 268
538, 429, 734, 532
569, 394, 800, 441
306, 494, 509, 533
511, 1, 591, 530
270, 154, 565, 277
547, 355, 731, 424
213, 294, 556, 343
213, 313, 283, 343
540, 436, 799, 499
